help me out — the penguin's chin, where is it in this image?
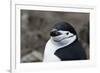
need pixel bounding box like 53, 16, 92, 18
51, 35, 74, 42
53, 37, 67, 42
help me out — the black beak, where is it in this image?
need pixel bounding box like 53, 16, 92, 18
50, 30, 61, 37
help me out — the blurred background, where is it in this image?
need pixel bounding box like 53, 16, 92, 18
21, 10, 89, 63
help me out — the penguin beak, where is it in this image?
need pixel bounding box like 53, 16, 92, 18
50, 29, 61, 37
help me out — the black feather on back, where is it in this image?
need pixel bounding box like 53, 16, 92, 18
54, 40, 87, 61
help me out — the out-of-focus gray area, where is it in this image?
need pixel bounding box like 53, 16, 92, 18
21, 10, 89, 63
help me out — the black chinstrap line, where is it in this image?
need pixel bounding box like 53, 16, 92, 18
54, 35, 74, 42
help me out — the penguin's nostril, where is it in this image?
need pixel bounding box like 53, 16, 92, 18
50, 31, 61, 36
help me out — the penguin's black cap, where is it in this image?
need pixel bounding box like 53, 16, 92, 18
53, 22, 77, 35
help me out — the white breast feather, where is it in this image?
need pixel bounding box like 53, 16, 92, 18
43, 39, 60, 62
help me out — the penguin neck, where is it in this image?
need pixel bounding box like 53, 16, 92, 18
50, 35, 77, 49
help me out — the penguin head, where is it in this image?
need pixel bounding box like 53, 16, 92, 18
50, 22, 77, 43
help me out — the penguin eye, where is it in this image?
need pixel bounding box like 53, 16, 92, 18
66, 32, 69, 35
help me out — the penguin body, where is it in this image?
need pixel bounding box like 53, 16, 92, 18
43, 22, 87, 62
54, 40, 87, 61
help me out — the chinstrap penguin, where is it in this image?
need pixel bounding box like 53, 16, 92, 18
43, 22, 87, 62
